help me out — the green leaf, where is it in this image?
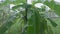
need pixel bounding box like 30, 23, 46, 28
0, 13, 20, 34
12, 3, 26, 10
47, 26, 54, 34
47, 18, 57, 27
26, 8, 47, 34
44, 1, 60, 16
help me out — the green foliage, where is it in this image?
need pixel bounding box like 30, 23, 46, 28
44, 0, 60, 16
47, 18, 57, 27
0, 0, 59, 34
